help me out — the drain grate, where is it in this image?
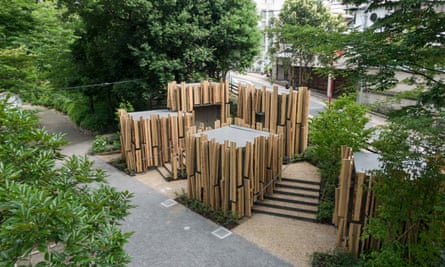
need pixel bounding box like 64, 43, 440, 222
211, 227, 232, 239
160, 199, 178, 208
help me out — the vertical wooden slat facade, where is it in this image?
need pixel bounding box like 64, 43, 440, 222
333, 146, 380, 257
119, 109, 194, 178
235, 85, 310, 159
167, 80, 230, 124
186, 126, 283, 218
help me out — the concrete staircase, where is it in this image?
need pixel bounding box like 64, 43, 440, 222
252, 177, 320, 222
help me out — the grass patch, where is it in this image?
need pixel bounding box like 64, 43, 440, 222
176, 191, 239, 229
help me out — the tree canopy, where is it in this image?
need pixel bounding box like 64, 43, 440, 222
271, 0, 344, 86
1, 1, 261, 131
365, 107, 445, 266
0, 1, 77, 100
60, 0, 260, 116
341, 0, 445, 106
336, 1, 445, 263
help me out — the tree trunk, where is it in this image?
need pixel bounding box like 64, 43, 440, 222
89, 95, 95, 113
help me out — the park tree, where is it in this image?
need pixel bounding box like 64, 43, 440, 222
59, 0, 260, 126
0, 99, 134, 265
0, 1, 79, 106
271, 0, 344, 87
364, 108, 445, 266
341, 0, 445, 104
0, 0, 39, 99
206, 0, 261, 79
308, 94, 373, 222
337, 1, 445, 264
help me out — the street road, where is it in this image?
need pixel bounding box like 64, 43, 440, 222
228, 71, 386, 129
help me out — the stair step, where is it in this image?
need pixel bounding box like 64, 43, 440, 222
275, 183, 320, 193
252, 206, 317, 223
269, 192, 319, 205
255, 201, 317, 215
273, 186, 319, 197
265, 195, 319, 207
261, 198, 318, 212
279, 180, 320, 190
273, 189, 319, 199
281, 177, 321, 186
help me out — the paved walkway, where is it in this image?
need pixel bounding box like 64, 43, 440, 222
35, 107, 293, 267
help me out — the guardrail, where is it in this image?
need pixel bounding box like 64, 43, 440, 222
229, 83, 239, 95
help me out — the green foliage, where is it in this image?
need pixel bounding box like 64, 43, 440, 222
58, 0, 260, 123
341, 0, 445, 108
0, 0, 36, 48
0, 1, 77, 99
309, 94, 373, 221
316, 199, 334, 224
78, 102, 114, 133
110, 156, 136, 177
0, 99, 134, 265
361, 108, 445, 266
92, 136, 108, 154
0, 46, 38, 99
311, 249, 364, 267
92, 134, 121, 154
279, 0, 342, 29
271, 0, 344, 85
176, 192, 239, 229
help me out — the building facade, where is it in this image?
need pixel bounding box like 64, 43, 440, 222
252, 0, 285, 73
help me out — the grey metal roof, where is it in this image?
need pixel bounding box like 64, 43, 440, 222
195, 125, 273, 147
129, 109, 179, 119
354, 151, 381, 174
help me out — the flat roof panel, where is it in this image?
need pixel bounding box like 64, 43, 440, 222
129, 109, 178, 119
195, 125, 273, 147
354, 152, 381, 174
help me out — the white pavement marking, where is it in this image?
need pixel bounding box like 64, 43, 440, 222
160, 199, 178, 208
212, 227, 232, 240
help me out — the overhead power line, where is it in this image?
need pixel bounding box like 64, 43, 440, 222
57, 78, 148, 90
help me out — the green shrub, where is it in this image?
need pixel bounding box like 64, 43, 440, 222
309, 95, 373, 223
0, 99, 133, 265
79, 101, 116, 132
176, 192, 239, 229
311, 249, 363, 267
66, 100, 90, 125
317, 199, 334, 224
91, 133, 121, 154
92, 136, 108, 153
110, 156, 135, 176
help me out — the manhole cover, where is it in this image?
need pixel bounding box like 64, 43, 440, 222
160, 199, 178, 208
211, 227, 232, 239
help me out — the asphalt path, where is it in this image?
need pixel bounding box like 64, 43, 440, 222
36, 107, 293, 267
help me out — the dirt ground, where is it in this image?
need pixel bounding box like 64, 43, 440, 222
98, 155, 336, 267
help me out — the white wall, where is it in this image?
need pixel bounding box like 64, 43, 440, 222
253, 0, 285, 72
